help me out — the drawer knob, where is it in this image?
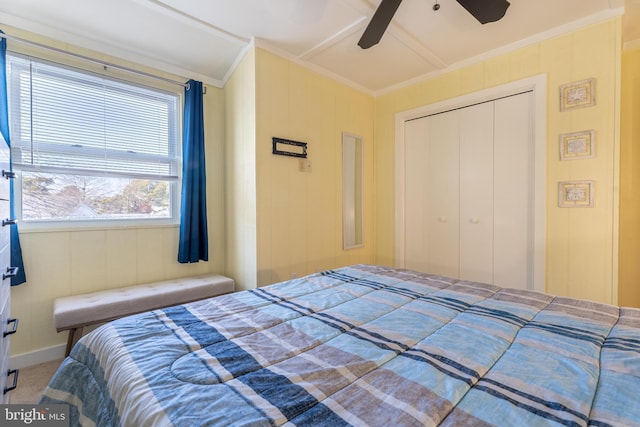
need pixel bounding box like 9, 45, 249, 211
3, 369, 18, 394
1, 170, 15, 180
1, 219, 16, 227
3, 318, 18, 337
2, 266, 19, 281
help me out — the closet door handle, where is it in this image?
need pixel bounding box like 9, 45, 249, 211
3, 369, 19, 394
3, 318, 18, 337
2, 266, 19, 280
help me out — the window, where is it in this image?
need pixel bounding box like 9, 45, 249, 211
6, 54, 180, 225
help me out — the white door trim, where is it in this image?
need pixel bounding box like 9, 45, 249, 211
394, 74, 547, 293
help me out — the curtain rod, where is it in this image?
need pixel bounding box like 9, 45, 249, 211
0, 32, 190, 90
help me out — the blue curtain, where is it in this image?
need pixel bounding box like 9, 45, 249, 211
0, 30, 26, 286
178, 80, 208, 263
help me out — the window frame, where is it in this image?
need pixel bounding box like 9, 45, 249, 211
6, 52, 183, 230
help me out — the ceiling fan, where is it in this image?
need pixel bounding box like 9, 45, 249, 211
358, 0, 511, 49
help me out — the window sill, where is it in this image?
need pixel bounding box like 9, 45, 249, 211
17, 220, 180, 234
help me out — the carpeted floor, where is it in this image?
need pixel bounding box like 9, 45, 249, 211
9, 359, 62, 404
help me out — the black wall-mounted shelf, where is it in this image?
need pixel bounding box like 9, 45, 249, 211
272, 137, 307, 159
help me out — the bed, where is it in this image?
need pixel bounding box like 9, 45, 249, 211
40, 264, 640, 426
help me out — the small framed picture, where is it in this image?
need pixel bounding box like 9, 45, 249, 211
558, 180, 594, 208
559, 78, 595, 111
559, 130, 595, 160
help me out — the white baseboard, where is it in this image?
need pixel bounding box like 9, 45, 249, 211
10, 344, 66, 369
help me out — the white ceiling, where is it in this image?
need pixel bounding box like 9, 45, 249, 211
0, 0, 636, 94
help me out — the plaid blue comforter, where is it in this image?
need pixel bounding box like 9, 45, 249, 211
41, 265, 640, 426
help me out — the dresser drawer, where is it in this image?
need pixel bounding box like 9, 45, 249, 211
0, 143, 9, 203
0, 199, 10, 253
0, 336, 6, 404
0, 299, 14, 404
0, 297, 10, 350
0, 339, 16, 404
0, 246, 9, 314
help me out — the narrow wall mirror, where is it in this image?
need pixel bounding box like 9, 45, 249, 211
342, 132, 364, 250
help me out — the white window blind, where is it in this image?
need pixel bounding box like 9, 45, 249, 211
7, 54, 179, 181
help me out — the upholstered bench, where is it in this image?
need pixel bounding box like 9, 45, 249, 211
54, 274, 235, 356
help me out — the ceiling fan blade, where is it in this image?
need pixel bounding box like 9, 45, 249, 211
456, 0, 510, 24
358, 0, 403, 49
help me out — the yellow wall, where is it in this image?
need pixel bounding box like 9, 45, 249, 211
374, 18, 622, 305
619, 46, 640, 307
224, 49, 258, 291
255, 49, 375, 285
3, 25, 227, 357
225, 48, 375, 289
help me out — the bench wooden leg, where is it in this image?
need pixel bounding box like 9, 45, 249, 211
65, 327, 84, 357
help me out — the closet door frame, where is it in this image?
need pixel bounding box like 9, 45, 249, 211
394, 74, 547, 293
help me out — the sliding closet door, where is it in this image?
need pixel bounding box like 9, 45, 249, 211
459, 102, 494, 284
493, 93, 532, 288
404, 118, 430, 273
404, 113, 460, 277
427, 111, 460, 277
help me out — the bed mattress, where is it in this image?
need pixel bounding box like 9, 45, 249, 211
40, 264, 640, 426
